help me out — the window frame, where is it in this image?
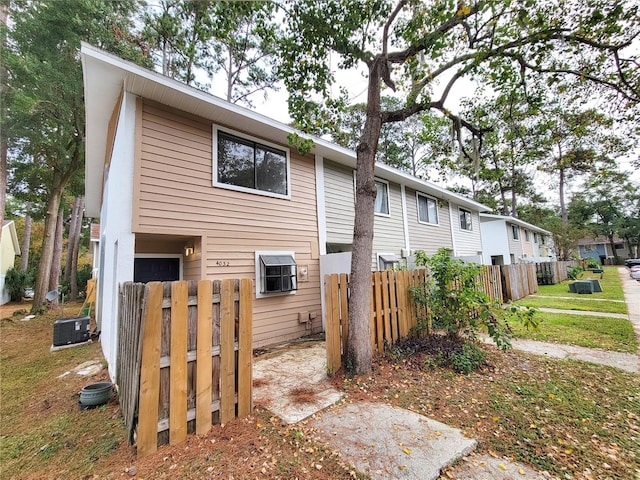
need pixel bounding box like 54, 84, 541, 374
524, 229, 530, 242
213, 126, 291, 199
374, 178, 391, 217
255, 251, 297, 299
512, 225, 520, 240
459, 208, 472, 231
377, 252, 399, 271
416, 192, 439, 225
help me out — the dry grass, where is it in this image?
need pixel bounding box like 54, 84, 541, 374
289, 386, 318, 404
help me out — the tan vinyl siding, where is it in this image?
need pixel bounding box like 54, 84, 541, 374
453, 205, 482, 256
507, 223, 524, 260
405, 188, 453, 255
135, 101, 321, 348
522, 229, 534, 256
323, 160, 356, 245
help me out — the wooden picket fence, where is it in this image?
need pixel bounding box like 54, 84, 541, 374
117, 279, 253, 458
325, 266, 503, 373
325, 270, 426, 374
500, 263, 538, 301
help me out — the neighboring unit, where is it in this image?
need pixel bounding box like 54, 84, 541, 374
479, 214, 555, 265
0, 220, 21, 305
320, 158, 490, 273
577, 235, 636, 265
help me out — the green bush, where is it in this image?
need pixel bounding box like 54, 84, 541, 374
567, 265, 583, 280
4, 267, 31, 302
585, 257, 599, 269
449, 342, 486, 374
411, 248, 538, 350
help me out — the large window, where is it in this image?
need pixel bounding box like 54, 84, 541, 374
512, 225, 519, 240
214, 129, 289, 197
459, 208, 472, 231
374, 179, 390, 215
417, 193, 438, 225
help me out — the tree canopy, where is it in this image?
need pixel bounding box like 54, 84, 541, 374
278, 0, 640, 373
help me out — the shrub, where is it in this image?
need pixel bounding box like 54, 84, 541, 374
585, 257, 599, 269
449, 342, 486, 374
567, 265, 583, 280
411, 247, 538, 350
5, 267, 31, 302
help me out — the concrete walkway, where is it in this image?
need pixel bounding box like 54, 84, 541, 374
536, 307, 628, 319
252, 267, 639, 479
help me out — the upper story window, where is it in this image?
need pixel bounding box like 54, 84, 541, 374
459, 208, 472, 231
524, 229, 530, 242
533, 233, 538, 244
512, 225, 519, 240
374, 179, 390, 216
214, 128, 289, 198
417, 193, 438, 225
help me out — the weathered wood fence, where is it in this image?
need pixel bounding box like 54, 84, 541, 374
117, 279, 253, 458
501, 263, 538, 301
536, 260, 579, 285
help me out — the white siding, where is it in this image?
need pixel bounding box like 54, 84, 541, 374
480, 218, 511, 265
323, 160, 356, 245
97, 92, 137, 379
323, 160, 406, 270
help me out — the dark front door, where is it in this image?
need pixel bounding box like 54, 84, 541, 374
133, 257, 180, 283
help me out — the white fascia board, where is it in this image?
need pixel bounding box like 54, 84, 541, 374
479, 213, 551, 235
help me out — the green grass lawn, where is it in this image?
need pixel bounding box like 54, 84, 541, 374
510, 311, 638, 353
514, 295, 628, 314
514, 267, 628, 314
536, 266, 625, 300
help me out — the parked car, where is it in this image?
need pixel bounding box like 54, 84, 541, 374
630, 265, 640, 281
625, 258, 640, 267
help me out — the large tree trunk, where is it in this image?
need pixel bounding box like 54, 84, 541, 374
49, 207, 64, 295
31, 188, 64, 312
346, 57, 383, 375
69, 196, 84, 300
64, 197, 81, 283
20, 209, 32, 272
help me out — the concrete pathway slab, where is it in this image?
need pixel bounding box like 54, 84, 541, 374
310, 401, 477, 480
253, 341, 343, 424
446, 452, 554, 479
529, 295, 625, 303
481, 336, 638, 373
536, 307, 628, 319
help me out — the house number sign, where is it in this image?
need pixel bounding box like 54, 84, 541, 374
215, 260, 230, 267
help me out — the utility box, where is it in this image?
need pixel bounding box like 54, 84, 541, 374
573, 281, 594, 294
53, 316, 91, 346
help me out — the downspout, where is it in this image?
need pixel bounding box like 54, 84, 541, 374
449, 202, 458, 257
315, 155, 327, 331
400, 185, 410, 265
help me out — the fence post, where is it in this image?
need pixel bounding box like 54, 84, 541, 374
137, 282, 163, 458
196, 280, 213, 435
219, 279, 236, 424
237, 278, 253, 417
